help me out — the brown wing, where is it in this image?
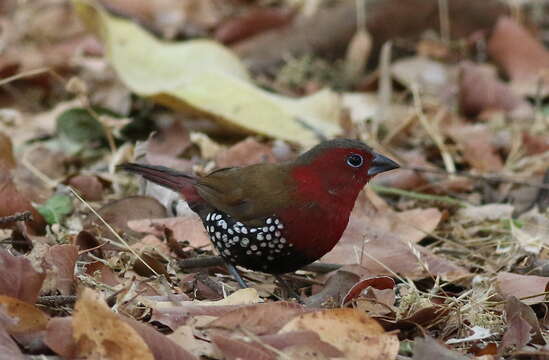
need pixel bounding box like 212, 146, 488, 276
195, 163, 295, 225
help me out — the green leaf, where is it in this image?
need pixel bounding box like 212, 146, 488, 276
56, 108, 105, 144
36, 194, 73, 225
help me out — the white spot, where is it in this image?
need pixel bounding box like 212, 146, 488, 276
266, 234, 272, 240
234, 236, 240, 242
228, 229, 234, 235
280, 238, 286, 244
234, 227, 241, 233
277, 223, 284, 229
274, 219, 280, 224
246, 250, 252, 255
209, 226, 215, 233
241, 227, 248, 234
223, 249, 231, 256
266, 218, 272, 224
251, 245, 258, 251
236, 222, 243, 226
250, 228, 257, 233
256, 251, 262, 256
267, 256, 274, 261
275, 231, 281, 237
269, 226, 275, 232
222, 234, 228, 241
278, 244, 284, 249
262, 227, 269, 232
274, 249, 281, 253
216, 241, 222, 247
206, 213, 211, 221
268, 243, 275, 248
260, 242, 267, 247
257, 234, 264, 241
215, 214, 222, 220
215, 232, 221, 239
288, 243, 294, 247
241, 238, 249, 246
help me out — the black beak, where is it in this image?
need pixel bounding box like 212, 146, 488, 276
368, 152, 400, 176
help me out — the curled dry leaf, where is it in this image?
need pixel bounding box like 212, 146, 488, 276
496, 272, 549, 305
73, 288, 154, 360
0, 249, 45, 304
488, 17, 549, 96
42, 244, 79, 296
303, 270, 360, 308
342, 275, 396, 306
279, 308, 399, 360
0, 295, 49, 335
412, 336, 469, 360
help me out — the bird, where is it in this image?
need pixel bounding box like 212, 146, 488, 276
120, 139, 399, 287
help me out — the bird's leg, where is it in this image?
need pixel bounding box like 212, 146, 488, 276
226, 263, 248, 288
274, 275, 300, 300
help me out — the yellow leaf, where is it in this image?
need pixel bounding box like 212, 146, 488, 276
72, 0, 342, 146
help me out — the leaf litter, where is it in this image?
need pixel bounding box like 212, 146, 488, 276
0, 0, 548, 359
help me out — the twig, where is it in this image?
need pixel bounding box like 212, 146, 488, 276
177, 256, 341, 273
0, 211, 32, 225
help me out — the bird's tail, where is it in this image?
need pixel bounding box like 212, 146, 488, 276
119, 163, 202, 203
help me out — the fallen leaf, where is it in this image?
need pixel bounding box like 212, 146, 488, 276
214, 138, 277, 169
0, 295, 49, 335
458, 61, 527, 117
501, 297, 534, 351
85, 196, 167, 239
279, 308, 399, 360
84, 262, 120, 287
127, 215, 211, 250
488, 17, 549, 96
391, 56, 453, 98
168, 325, 215, 358
42, 244, 79, 295
323, 190, 466, 281
0, 249, 45, 303
68, 175, 104, 201
457, 204, 514, 222
448, 124, 503, 172
0, 323, 24, 360
497, 272, 549, 305
342, 275, 395, 306
206, 302, 308, 335
147, 119, 191, 159
36, 194, 73, 225
73, 288, 154, 360
211, 334, 274, 360
303, 270, 360, 308
215, 7, 295, 44
73, 0, 342, 146
44, 317, 76, 359
412, 336, 468, 360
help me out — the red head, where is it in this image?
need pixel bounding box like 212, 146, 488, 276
282, 139, 399, 258
290, 139, 399, 207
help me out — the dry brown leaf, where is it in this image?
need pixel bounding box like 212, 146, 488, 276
127, 215, 211, 250
68, 175, 104, 201
0, 295, 49, 335
0, 323, 24, 360
84, 261, 120, 287
448, 124, 503, 172
73, 288, 154, 360
279, 308, 399, 360
215, 7, 294, 44
44, 317, 76, 359
488, 17, 549, 96
458, 61, 527, 117
206, 302, 309, 335
168, 325, 216, 358
211, 334, 275, 360
85, 195, 167, 239
412, 336, 468, 360
215, 138, 277, 169
323, 190, 466, 281
42, 244, 79, 295
497, 272, 549, 305
260, 331, 342, 357
0, 249, 45, 304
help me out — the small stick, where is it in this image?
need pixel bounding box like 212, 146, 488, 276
0, 211, 32, 225
37, 295, 77, 307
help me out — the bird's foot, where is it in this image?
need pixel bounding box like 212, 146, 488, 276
226, 263, 248, 288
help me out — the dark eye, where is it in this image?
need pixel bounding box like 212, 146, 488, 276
346, 153, 363, 168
